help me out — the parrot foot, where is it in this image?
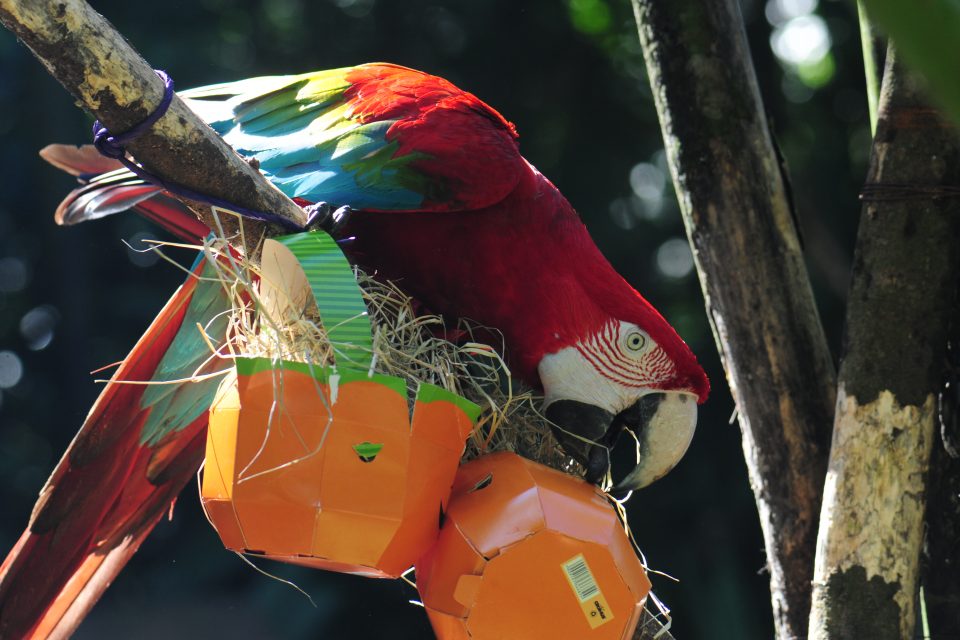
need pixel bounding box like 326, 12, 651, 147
302, 201, 353, 236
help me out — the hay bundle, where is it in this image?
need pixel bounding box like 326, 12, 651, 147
195, 233, 581, 475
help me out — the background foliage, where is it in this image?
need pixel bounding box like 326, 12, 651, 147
0, 0, 866, 637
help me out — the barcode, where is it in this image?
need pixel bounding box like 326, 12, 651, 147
562, 554, 600, 602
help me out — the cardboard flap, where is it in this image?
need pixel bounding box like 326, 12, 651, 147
412, 384, 480, 449
447, 454, 547, 558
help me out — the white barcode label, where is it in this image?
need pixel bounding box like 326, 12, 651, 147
563, 554, 600, 602
562, 554, 615, 629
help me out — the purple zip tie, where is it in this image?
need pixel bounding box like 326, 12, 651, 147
91, 69, 306, 231
92, 70, 174, 160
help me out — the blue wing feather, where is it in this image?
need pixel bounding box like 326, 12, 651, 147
181, 70, 427, 210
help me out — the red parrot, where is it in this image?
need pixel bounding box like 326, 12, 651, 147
0, 63, 707, 638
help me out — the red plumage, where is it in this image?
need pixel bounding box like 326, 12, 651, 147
344, 64, 522, 212
342, 169, 708, 401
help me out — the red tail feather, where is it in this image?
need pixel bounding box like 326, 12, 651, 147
43, 143, 210, 243
0, 268, 209, 639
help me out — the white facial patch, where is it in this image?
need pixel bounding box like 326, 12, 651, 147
538, 345, 637, 414
537, 347, 636, 413
538, 320, 675, 414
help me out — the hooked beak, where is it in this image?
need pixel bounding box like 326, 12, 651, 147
544, 391, 698, 495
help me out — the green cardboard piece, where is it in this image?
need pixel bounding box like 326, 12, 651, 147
257, 231, 481, 422
265, 231, 373, 371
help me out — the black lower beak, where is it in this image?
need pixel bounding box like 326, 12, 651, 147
544, 392, 698, 495
544, 400, 616, 484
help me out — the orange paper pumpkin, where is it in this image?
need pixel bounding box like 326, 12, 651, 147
200, 232, 481, 578
415, 452, 652, 639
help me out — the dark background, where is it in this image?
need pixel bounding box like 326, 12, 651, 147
0, 1, 866, 638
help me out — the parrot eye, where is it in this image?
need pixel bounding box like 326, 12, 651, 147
624, 332, 647, 353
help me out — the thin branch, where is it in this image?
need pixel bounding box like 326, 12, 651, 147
631, 1, 836, 638
0, 0, 307, 256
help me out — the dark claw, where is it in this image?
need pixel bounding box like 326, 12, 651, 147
303, 202, 353, 235
303, 201, 332, 230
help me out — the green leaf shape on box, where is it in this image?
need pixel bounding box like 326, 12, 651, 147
352, 441, 385, 462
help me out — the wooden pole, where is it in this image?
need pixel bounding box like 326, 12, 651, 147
808, 46, 960, 640
631, 1, 836, 637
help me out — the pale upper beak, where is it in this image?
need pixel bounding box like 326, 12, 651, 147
544, 390, 698, 495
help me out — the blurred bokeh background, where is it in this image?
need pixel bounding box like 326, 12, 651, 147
0, 0, 866, 637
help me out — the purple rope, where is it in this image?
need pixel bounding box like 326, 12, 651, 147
91, 69, 305, 231
92, 70, 174, 160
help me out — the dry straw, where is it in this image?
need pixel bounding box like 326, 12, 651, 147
186, 231, 580, 474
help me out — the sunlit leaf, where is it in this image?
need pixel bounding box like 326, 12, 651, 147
858, 0, 960, 124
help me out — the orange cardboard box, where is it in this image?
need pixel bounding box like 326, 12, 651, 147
202, 358, 479, 578
415, 452, 652, 639
200, 231, 481, 578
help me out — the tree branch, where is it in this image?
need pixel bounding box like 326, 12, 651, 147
0, 0, 307, 256
631, 1, 837, 637
808, 45, 960, 640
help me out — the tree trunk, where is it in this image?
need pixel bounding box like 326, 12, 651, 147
630, 1, 836, 638
0, 0, 307, 255
808, 46, 960, 640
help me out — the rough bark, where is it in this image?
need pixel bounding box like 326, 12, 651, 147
0, 0, 307, 255
809, 47, 960, 640
630, 1, 836, 637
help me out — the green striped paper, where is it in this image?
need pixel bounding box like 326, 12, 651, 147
266, 231, 373, 370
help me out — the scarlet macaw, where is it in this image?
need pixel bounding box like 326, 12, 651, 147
0, 63, 707, 638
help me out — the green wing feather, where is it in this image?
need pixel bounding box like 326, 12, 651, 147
180, 64, 523, 212
182, 68, 428, 209
139, 257, 231, 446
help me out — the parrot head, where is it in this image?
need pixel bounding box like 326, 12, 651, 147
530, 234, 710, 496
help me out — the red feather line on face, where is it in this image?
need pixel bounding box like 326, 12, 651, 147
573, 250, 710, 404
574, 321, 677, 389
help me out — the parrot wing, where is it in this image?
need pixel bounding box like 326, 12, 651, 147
180, 63, 525, 212
0, 257, 232, 639
45, 64, 527, 233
